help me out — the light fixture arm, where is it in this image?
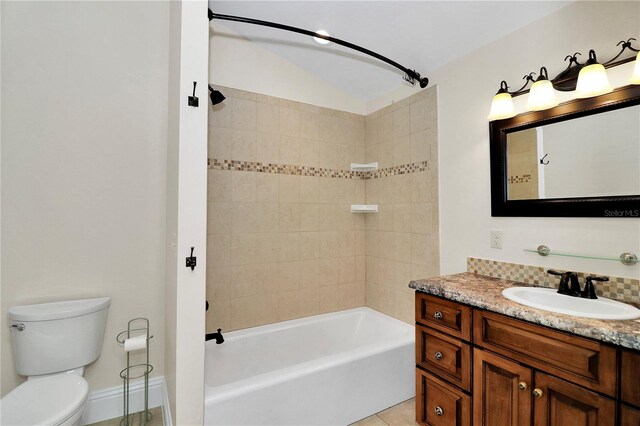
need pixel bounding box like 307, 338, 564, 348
208, 10, 429, 88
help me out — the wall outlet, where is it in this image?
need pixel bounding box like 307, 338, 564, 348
491, 230, 503, 249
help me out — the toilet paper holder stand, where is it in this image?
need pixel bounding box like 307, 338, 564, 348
116, 318, 153, 426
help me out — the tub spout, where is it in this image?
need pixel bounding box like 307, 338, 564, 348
206, 328, 224, 344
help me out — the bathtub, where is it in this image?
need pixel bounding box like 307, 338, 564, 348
204, 307, 415, 425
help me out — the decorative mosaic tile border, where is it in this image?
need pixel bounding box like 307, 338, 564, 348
208, 158, 429, 180
467, 257, 640, 306
508, 174, 532, 184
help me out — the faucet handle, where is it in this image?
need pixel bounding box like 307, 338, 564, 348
581, 276, 607, 299
547, 269, 563, 276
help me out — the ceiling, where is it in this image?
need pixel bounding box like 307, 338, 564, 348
209, 1, 571, 101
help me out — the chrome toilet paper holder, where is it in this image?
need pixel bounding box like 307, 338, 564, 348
116, 318, 153, 426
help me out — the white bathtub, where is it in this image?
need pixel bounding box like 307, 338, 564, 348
204, 307, 415, 425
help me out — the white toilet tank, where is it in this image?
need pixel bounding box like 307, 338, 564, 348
9, 297, 111, 376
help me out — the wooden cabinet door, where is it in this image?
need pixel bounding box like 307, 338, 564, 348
474, 348, 533, 426
533, 372, 615, 426
620, 404, 640, 426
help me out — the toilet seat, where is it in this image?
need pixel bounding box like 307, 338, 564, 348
1, 373, 89, 426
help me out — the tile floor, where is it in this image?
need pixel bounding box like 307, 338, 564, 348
88, 398, 417, 426
350, 398, 419, 426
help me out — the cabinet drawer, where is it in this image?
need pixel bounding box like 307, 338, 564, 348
415, 292, 472, 342
416, 368, 471, 426
620, 404, 640, 426
416, 325, 472, 392
621, 349, 640, 407
473, 310, 617, 396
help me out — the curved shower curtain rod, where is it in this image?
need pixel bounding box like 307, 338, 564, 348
208, 10, 429, 89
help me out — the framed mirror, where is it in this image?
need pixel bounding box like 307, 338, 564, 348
490, 84, 640, 217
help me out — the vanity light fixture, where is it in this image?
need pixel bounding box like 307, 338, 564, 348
575, 50, 612, 98
526, 67, 559, 111
631, 51, 640, 84
488, 81, 518, 120
489, 38, 640, 120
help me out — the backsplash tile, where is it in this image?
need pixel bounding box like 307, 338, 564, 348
467, 257, 640, 306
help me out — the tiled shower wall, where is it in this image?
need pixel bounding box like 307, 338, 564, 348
206, 86, 439, 331
364, 88, 440, 324
206, 87, 366, 332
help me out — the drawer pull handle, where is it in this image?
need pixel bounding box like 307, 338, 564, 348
434, 406, 444, 416
518, 382, 528, 391
434, 351, 443, 361
433, 311, 443, 320
533, 388, 544, 399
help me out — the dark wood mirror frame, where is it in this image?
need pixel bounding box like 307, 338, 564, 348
490, 84, 640, 218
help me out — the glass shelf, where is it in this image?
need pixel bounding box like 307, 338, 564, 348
524, 246, 637, 265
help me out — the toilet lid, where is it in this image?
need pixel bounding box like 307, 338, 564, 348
1, 374, 89, 426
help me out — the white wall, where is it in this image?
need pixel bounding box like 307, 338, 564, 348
429, 1, 640, 278
210, 23, 365, 114
1, 1, 170, 396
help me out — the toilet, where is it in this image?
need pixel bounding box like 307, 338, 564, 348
1, 297, 111, 426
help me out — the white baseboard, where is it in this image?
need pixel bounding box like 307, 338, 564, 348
83, 376, 167, 425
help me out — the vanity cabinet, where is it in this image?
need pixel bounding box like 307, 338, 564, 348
415, 292, 638, 426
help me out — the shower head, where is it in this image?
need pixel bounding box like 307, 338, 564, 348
209, 85, 226, 105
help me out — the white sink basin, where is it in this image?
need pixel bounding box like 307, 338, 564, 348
502, 287, 640, 320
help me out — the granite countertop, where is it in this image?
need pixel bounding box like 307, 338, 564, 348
409, 272, 640, 351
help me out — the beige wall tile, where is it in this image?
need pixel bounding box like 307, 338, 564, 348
208, 234, 230, 267
338, 256, 356, 284
280, 107, 300, 137
319, 230, 339, 258
319, 285, 338, 313
278, 261, 301, 292
232, 98, 257, 131
256, 102, 280, 134
278, 203, 301, 232
254, 294, 279, 326
230, 296, 255, 330
209, 126, 232, 160
256, 132, 280, 164
278, 232, 300, 262
378, 113, 393, 142
209, 102, 232, 128
299, 259, 320, 288
300, 176, 319, 203
206, 297, 230, 333
300, 231, 320, 260
300, 111, 319, 140
278, 290, 301, 321
279, 174, 300, 203
410, 130, 429, 163
300, 138, 319, 167
410, 97, 429, 133
208, 170, 232, 202
207, 266, 232, 300
393, 107, 410, 138
231, 171, 256, 202
232, 130, 257, 162
255, 173, 279, 202
208, 201, 232, 235
318, 257, 338, 286
299, 287, 320, 317
300, 203, 319, 232
337, 282, 357, 310
279, 135, 300, 165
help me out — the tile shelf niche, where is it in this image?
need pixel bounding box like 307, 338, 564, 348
350, 162, 378, 172
351, 205, 378, 213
